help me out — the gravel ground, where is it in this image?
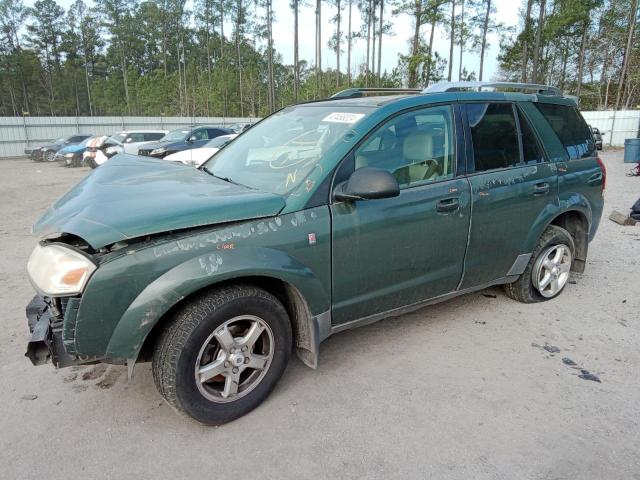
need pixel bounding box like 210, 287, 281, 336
0, 152, 638, 480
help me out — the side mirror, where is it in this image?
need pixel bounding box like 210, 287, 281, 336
187, 135, 197, 143
334, 167, 400, 202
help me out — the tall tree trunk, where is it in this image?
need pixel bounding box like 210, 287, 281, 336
448, 0, 455, 81
366, 0, 372, 85
408, 0, 423, 88
236, 0, 244, 116
478, 0, 490, 81
458, 0, 464, 80
575, 20, 588, 98
315, 0, 321, 97
336, 0, 341, 87
266, 0, 275, 112
426, 15, 436, 85
532, 0, 546, 83
614, 0, 637, 110
347, 0, 352, 85
120, 42, 130, 113
220, 3, 225, 58
371, 1, 376, 79
377, 0, 383, 85
294, 0, 300, 100
521, 0, 533, 82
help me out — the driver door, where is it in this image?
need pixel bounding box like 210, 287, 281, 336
330, 104, 471, 326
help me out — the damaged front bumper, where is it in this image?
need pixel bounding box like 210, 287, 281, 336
25, 295, 99, 368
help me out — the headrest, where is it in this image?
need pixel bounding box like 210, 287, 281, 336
403, 132, 434, 162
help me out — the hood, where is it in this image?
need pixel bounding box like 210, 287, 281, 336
33, 154, 286, 249
59, 144, 86, 154
140, 139, 181, 151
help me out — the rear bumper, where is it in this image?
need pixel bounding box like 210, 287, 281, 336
25, 296, 99, 368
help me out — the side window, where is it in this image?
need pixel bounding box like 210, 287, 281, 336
127, 133, 145, 143
517, 109, 545, 164
192, 129, 209, 140
467, 103, 520, 172
353, 105, 455, 188
144, 132, 165, 141
535, 103, 596, 159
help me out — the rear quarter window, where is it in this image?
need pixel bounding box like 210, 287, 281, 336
536, 103, 596, 159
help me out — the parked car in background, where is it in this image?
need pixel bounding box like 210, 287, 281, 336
229, 122, 255, 133
164, 133, 238, 166
137, 126, 234, 158
590, 125, 603, 150
102, 130, 168, 156
30, 134, 93, 162
54, 136, 95, 167
83, 136, 108, 168
24, 82, 605, 425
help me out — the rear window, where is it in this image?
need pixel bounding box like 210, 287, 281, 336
467, 103, 520, 172
536, 103, 596, 159
144, 132, 165, 141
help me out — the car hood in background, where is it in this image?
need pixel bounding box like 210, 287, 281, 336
58, 143, 86, 154
165, 148, 219, 166
32, 154, 286, 249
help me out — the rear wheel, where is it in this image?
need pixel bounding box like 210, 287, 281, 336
152, 285, 292, 425
504, 225, 575, 303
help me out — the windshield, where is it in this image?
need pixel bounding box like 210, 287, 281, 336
205, 135, 236, 149
162, 129, 190, 142
107, 132, 128, 145
202, 105, 371, 195
53, 136, 68, 144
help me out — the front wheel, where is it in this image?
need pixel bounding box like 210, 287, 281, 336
504, 225, 575, 303
44, 150, 56, 162
152, 285, 292, 425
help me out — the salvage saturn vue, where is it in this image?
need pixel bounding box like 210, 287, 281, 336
25, 82, 605, 424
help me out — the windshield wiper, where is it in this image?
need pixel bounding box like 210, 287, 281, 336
202, 167, 249, 188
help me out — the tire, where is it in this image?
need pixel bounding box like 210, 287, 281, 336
44, 150, 56, 162
504, 225, 575, 303
152, 285, 292, 425
87, 157, 98, 169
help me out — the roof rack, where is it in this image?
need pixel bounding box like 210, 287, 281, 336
423, 81, 562, 96
331, 88, 422, 99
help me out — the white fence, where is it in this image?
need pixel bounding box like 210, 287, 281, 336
581, 110, 640, 147
0, 116, 258, 158
1, 109, 638, 158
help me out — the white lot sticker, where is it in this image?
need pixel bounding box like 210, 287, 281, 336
322, 112, 365, 124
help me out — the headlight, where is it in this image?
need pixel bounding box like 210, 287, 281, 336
151, 147, 166, 155
64, 152, 74, 158
27, 244, 97, 296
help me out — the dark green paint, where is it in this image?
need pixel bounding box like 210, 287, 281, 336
30, 90, 604, 364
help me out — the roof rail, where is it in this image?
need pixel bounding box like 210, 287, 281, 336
423, 81, 562, 96
331, 88, 422, 99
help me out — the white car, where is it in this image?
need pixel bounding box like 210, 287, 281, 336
103, 130, 168, 157
164, 134, 238, 167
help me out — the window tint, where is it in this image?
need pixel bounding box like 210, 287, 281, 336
192, 129, 209, 140
517, 109, 545, 164
536, 103, 596, 159
353, 105, 455, 188
144, 132, 165, 141
127, 133, 145, 143
69, 135, 89, 143
467, 103, 520, 172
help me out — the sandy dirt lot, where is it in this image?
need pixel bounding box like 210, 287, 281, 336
0, 152, 638, 479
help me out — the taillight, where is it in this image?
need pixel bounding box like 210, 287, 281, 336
596, 156, 606, 191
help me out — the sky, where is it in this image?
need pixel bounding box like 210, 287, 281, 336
26, 0, 522, 83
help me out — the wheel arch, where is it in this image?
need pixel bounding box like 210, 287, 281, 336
121, 273, 327, 371
547, 209, 590, 273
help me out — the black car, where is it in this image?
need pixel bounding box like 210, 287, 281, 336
29, 134, 93, 162
137, 126, 234, 158
590, 126, 603, 151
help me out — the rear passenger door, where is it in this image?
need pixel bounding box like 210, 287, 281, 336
460, 102, 559, 289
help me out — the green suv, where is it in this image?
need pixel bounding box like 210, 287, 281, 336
25, 82, 605, 424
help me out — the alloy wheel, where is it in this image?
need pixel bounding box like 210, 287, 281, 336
532, 244, 572, 298
194, 315, 274, 403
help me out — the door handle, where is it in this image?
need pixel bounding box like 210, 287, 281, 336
436, 197, 460, 213
533, 182, 550, 195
